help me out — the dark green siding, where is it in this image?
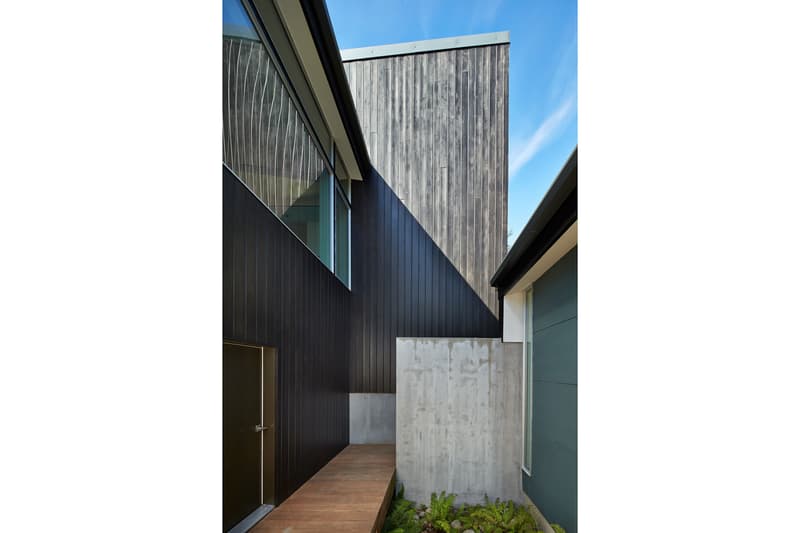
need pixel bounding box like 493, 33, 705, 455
522, 246, 577, 533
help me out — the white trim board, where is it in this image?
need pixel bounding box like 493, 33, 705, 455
273, 0, 364, 181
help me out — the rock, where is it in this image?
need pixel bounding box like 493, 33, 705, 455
450, 519, 462, 529
464, 529, 475, 533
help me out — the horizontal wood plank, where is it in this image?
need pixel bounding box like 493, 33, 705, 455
252, 444, 396, 533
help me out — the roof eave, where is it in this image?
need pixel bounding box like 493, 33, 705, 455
298, 0, 372, 180
490, 148, 578, 292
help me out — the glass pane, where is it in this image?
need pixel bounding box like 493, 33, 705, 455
524, 288, 534, 472
334, 188, 350, 285
334, 147, 352, 201
280, 173, 333, 267
223, 0, 331, 264
222, 0, 258, 40
339, 177, 351, 202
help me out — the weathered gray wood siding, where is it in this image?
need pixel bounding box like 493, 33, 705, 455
343, 44, 509, 316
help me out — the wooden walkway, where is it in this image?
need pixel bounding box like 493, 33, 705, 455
252, 444, 396, 533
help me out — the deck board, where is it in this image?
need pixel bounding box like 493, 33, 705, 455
252, 444, 395, 533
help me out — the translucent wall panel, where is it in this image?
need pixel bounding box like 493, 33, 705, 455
223, 0, 331, 263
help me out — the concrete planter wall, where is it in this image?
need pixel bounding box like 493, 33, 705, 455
396, 338, 524, 505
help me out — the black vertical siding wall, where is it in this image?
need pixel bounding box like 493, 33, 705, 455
223, 167, 350, 503
350, 169, 501, 393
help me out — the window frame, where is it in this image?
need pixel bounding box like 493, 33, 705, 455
522, 286, 534, 475
237, 0, 333, 173
223, 0, 352, 290
333, 177, 351, 287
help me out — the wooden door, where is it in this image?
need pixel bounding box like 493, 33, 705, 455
223, 342, 262, 531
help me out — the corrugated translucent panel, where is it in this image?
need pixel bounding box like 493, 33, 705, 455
223, 34, 328, 220
221, 0, 347, 278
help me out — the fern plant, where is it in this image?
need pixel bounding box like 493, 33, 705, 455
425, 491, 457, 524
382, 487, 557, 533
458, 496, 541, 533
382, 484, 422, 533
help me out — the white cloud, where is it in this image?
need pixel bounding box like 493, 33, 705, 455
549, 32, 577, 103
509, 96, 575, 179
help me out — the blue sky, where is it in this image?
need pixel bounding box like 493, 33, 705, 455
327, 0, 577, 247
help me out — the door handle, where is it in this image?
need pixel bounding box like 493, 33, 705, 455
254, 424, 273, 432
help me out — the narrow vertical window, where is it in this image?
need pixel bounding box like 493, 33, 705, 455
334, 183, 350, 286
333, 147, 351, 287
523, 287, 534, 473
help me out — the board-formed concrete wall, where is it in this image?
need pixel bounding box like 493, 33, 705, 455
396, 338, 523, 504
350, 393, 396, 444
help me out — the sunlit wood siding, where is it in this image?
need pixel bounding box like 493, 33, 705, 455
343, 43, 509, 317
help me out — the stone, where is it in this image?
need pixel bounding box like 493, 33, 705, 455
451, 519, 462, 529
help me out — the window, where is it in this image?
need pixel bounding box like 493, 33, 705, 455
281, 173, 332, 267
334, 182, 350, 285
222, 0, 351, 287
523, 287, 533, 474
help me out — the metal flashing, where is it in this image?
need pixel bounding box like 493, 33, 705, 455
297, 0, 373, 181
340, 31, 510, 61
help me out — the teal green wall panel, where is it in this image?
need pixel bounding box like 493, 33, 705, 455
532, 247, 577, 333
523, 246, 577, 533
522, 383, 576, 531
530, 381, 577, 454
532, 317, 577, 384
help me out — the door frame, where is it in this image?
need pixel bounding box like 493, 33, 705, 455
223, 340, 277, 531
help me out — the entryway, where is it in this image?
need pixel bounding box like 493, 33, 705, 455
223, 341, 276, 532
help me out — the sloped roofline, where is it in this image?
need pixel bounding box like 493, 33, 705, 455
491, 148, 578, 294
297, 0, 373, 180
340, 31, 510, 62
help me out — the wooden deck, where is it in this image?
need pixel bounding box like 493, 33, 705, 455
252, 444, 396, 533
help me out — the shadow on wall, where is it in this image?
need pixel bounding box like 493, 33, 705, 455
349, 167, 501, 394
223, 167, 351, 502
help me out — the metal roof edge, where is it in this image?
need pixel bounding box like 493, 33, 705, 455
340, 31, 510, 61
490, 147, 578, 290
299, 0, 373, 180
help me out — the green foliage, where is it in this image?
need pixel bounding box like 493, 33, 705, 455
425, 491, 457, 524
381, 487, 549, 533
456, 496, 541, 533
550, 525, 567, 533
383, 484, 422, 533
